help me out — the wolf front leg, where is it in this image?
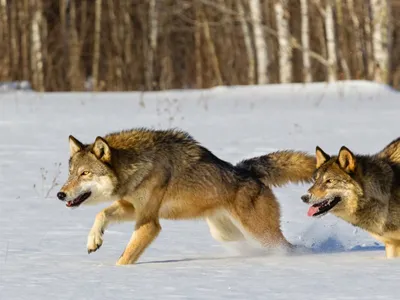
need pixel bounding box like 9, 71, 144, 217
116, 218, 161, 265
87, 200, 136, 254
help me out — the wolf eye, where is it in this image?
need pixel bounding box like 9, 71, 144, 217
81, 171, 91, 176
325, 179, 332, 184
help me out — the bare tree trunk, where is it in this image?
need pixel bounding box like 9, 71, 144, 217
364, 2, 374, 79
79, 1, 88, 89
59, 0, 69, 90
249, 0, 269, 84
347, 0, 365, 78
108, 0, 123, 90
92, 0, 102, 91
122, 1, 132, 89
217, 0, 234, 84
41, 12, 48, 89
31, 1, 44, 92
316, 5, 328, 76
275, 0, 292, 83
194, 4, 203, 88
18, 0, 29, 80
325, 0, 337, 82
117, 2, 125, 89
159, 39, 173, 90
0, 0, 10, 79
69, 0, 82, 90
336, 0, 350, 79
300, 0, 312, 82
146, 0, 158, 90
237, 0, 255, 85
387, 0, 393, 84
9, 2, 18, 79
370, 0, 390, 83
199, 8, 223, 87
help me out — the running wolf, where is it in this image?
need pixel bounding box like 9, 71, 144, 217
57, 128, 315, 265
301, 137, 400, 258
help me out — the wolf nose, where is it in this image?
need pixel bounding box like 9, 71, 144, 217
57, 192, 67, 201
301, 194, 310, 203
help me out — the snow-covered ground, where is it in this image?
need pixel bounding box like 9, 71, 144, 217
1, 80, 400, 299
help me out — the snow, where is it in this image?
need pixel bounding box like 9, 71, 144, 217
0, 81, 32, 92
0, 80, 400, 299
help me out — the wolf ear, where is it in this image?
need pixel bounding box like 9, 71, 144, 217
315, 146, 330, 168
92, 137, 111, 163
338, 146, 356, 173
69, 135, 84, 156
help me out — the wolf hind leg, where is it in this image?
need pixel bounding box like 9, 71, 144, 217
385, 242, 400, 258
206, 212, 245, 242
230, 186, 293, 251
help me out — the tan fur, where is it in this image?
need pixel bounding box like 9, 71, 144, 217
302, 137, 400, 258
236, 150, 316, 187
58, 128, 316, 265
377, 137, 400, 163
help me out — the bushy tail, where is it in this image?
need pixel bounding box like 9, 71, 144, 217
377, 137, 400, 163
237, 150, 316, 187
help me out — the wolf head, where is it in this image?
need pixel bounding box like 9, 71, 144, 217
301, 146, 363, 218
57, 135, 118, 208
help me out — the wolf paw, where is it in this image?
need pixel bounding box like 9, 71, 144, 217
87, 228, 104, 254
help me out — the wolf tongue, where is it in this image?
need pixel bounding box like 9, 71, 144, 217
307, 206, 319, 217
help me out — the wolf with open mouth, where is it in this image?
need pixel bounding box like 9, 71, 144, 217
56, 127, 317, 266
301, 138, 400, 259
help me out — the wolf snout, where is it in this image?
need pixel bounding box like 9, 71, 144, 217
301, 194, 310, 203
57, 192, 67, 201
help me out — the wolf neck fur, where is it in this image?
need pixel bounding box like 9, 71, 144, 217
339, 155, 395, 234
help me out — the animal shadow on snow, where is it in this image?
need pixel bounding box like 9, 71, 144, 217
137, 241, 301, 265
306, 236, 385, 256
295, 223, 385, 257
137, 237, 385, 266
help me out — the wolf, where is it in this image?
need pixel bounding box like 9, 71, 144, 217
301, 137, 400, 258
57, 128, 315, 265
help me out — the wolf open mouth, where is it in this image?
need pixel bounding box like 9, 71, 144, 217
307, 196, 341, 217
66, 192, 91, 207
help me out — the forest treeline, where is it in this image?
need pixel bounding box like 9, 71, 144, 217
0, 0, 398, 92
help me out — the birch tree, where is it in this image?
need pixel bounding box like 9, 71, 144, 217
325, 0, 337, 82
370, 0, 390, 83
275, 0, 292, 83
249, 0, 269, 84
300, 0, 312, 82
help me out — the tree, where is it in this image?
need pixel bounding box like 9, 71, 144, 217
370, 0, 390, 83
275, 0, 292, 83
249, 0, 269, 84
300, 0, 312, 82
